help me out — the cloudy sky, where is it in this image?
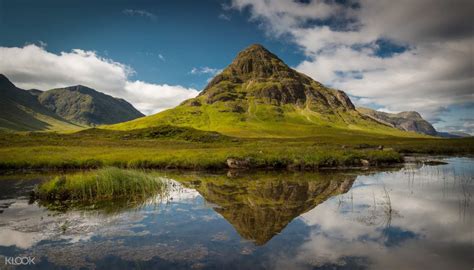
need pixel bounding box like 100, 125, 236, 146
0, 0, 472, 133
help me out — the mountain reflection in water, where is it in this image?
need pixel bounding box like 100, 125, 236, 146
181, 172, 356, 245
0, 158, 472, 270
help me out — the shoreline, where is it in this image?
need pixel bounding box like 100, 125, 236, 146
0, 154, 456, 175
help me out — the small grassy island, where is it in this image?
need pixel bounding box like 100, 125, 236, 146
33, 167, 168, 212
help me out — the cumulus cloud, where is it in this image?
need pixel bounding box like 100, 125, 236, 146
230, 0, 474, 120
0, 44, 198, 115
124, 81, 198, 114
122, 9, 157, 21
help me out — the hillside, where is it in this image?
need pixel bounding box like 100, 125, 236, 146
357, 107, 437, 136
0, 74, 84, 132
0, 74, 145, 131
108, 44, 421, 138
38, 85, 144, 126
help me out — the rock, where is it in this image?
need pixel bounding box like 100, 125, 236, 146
189, 99, 201, 106
226, 158, 250, 169
360, 159, 370, 166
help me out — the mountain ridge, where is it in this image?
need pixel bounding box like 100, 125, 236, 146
108, 44, 420, 138
356, 107, 437, 136
0, 74, 83, 131
0, 74, 144, 131
38, 85, 144, 126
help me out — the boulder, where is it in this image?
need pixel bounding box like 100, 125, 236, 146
226, 158, 251, 169
360, 159, 370, 167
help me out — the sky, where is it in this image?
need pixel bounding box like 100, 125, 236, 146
0, 0, 472, 134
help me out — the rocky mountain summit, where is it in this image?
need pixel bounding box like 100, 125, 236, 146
184, 44, 356, 114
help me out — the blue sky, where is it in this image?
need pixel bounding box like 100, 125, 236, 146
0, 0, 305, 89
0, 0, 472, 134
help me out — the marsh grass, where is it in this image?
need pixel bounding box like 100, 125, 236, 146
0, 129, 472, 171
36, 167, 167, 203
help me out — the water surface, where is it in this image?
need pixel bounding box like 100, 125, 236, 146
0, 158, 472, 269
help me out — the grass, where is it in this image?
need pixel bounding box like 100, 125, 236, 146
105, 100, 421, 138
35, 167, 167, 202
0, 126, 472, 171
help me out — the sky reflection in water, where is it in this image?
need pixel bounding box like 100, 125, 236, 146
0, 157, 472, 269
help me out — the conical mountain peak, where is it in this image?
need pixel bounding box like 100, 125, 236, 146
226, 44, 296, 80
117, 44, 378, 137
203, 44, 303, 92
192, 44, 356, 112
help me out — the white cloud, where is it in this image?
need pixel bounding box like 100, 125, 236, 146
230, 0, 474, 120
218, 13, 231, 21
0, 44, 198, 115
122, 9, 157, 21
124, 81, 198, 114
189, 66, 222, 75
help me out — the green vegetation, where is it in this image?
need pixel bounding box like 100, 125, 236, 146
0, 45, 472, 172
35, 167, 166, 202
0, 127, 472, 171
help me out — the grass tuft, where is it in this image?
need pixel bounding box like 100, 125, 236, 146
35, 167, 166, 202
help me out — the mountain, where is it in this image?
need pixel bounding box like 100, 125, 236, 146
0, 74, 83, 132
37, 85, 144, 126
109, 44, 415, 137
0, 74, 144, 131
357, 107, 437, 136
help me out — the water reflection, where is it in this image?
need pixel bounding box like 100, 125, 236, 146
181, 172, 356, 245
0, 158, 472, 270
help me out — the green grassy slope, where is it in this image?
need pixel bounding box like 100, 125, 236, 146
0, 74, 85, 132
107, 44, 424, 138
108, 100, 422, 138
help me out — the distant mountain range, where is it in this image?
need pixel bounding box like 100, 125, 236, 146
36, 85, 143, 126
107, 44, 418, 138
357, 107, 471, 137
356, 107, 437, 136
0, 74, 143, 131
